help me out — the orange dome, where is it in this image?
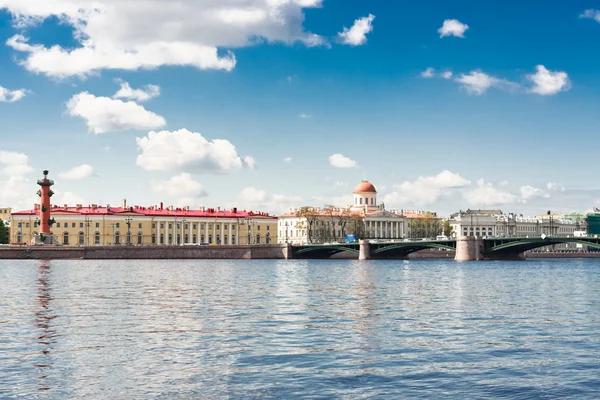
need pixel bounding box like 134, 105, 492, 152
353, 180, 377, 194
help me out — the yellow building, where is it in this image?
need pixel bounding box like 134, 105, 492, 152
0, 207, 11, 221
10, 201, 277, 246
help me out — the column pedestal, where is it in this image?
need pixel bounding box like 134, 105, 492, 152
359, 239, 371, 260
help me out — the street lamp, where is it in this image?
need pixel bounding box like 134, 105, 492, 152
285, 221, 289, 244
110, 223, 116, 245
181, 218, 186, 245
84, 216, 91, 246
125, 217, 132, 246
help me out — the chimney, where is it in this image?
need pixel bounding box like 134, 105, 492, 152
121, 199, 127, 209
233, 207, 237, 214
91, 204, 97, 209
76, 204, 82, 209
160, 202, 163, 210
217, 207, 221, 212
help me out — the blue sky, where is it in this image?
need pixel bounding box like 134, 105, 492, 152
0, 0, 599, 216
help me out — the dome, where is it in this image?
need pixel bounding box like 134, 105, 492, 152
353, 180, 377, 194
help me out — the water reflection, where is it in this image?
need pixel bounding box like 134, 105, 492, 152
34, 261, 56, 392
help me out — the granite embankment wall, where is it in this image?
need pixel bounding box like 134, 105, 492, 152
0, 245, 289, 260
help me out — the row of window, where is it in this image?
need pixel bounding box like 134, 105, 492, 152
16, 221, 271, 230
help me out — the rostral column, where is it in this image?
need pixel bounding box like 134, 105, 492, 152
36, 170, 55, 241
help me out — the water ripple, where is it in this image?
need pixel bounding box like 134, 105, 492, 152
0, 259, 599, 398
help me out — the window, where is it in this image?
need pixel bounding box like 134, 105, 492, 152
78, 232, 85, 245
208, 234, 212, 244
177, 234, 181, 245
160, 234, 164, 244
17, 223, 22, 228
193, 223, 197, 229
232, 234, 236, 244
116, 223, 120, 228
152, 234, 156, 244
360, 198, 363, 205
257, 225, 261, 231
17, 232, 22, 242
267, 226, 270, 231
137, 233, 143, 245
57, 223, 61, 228
184, 234, 189, 243
168, 234, 172, 244
256, 234, 261, 244
266, 233, 271, 244
96, 223, 100, 228
63, 233, 69, 245
72, 223, 75, 228
200, 224, 204, 229
160, 223, 164, 229
115, 232, 120, 245
94, 232, 100, 245
192, 234, 197, 243
80, 223, 83, 228
26, 223, 30, 228
138, 223, 142, 229
201, 234, 205, 243
152, 223, 156, 229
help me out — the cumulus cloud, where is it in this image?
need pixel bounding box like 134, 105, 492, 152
421, 67, 452, 79
438, 19, 469, 38
0, 150, 36, 210
547, 182, 565, 192
234, 187, 302, 214
244, 156, 256, 169
151, 173, 207, 206
421, 67, 435, 78
455, 70, 517, 95
66, 92, 166, 134
338, 14, 375, 46
55, 191, 86, 207
1, 0, 325, 77
113, 81, 160, 102
580, 9, 600, 23
59, 164, 95, 180
0, 85, 28, 102
136, 128, 251, 173
463, 179, 519, 206
520, 185, 550, 201
384, 170, 471, 207
329, 154, 358, 169
525, 65, 571, 96
284, 157, 292, 162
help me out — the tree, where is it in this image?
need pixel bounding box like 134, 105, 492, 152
0, 219, 8, 244
296, 207, 319, 244
442, 220, 453, 237
348, 214, 365, 240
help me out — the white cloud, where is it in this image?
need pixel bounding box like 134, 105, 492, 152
244, 156, 256, 169
1, 0, 325, 77
284, 157, 292, 162
234, 187, 302, 214
525, 65, 571, 96
463, 179, 518, 206
580, 9, 600, 23
113, 81, 160, 102
0, 150, 34, 176
455, 70, 517, 95
0, 85, 28, 102
338, 14, 375, 46
136, 128, 250, 173
520, 185, 550, 201
438, 19, 469, 38
0, 150, 35, 210
329, 154, 358, 169
151, 173, 207, 206
66, 92, 166, 134
299, 113, 311, 119
547, 182, 565, 192
421, 68, 452, 80
55, 191, 85, 207
421, 67, 435, 78
384, 170, 471, 207
59, 164, 95, 180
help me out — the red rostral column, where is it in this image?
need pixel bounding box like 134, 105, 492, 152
37, 170, 54, 235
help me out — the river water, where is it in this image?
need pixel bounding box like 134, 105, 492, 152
1, 259, 599, 399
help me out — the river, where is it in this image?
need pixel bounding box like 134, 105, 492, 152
1, 259, 599, 399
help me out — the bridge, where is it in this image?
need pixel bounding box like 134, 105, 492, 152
290, 236, 600, 261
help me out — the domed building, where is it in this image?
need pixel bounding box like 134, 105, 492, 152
278, 180, 407, 244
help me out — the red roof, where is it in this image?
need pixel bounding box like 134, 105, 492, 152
353, 181, 377, 194
11, 205, 276, 219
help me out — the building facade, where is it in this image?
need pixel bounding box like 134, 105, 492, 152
277, 181, 438, 244
448, 209, 581, 238
10, 201, 277, 246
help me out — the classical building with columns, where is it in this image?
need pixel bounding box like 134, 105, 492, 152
10, 200, 277, 246
278, 180, 407, 244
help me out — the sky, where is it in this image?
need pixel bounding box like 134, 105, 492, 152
1, 0, 600, 217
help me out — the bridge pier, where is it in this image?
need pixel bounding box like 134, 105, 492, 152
455, 236, 484, 261
359, 240, 371, 260
282, 243, 293, 260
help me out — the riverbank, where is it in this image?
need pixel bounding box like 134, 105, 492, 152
0, 244, 289, 260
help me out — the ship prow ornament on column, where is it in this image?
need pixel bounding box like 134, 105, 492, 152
34, 170, 57, 245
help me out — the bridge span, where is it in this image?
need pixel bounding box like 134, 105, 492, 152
289, 236, 600, 261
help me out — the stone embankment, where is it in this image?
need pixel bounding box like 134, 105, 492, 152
0, 244, 291, 260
